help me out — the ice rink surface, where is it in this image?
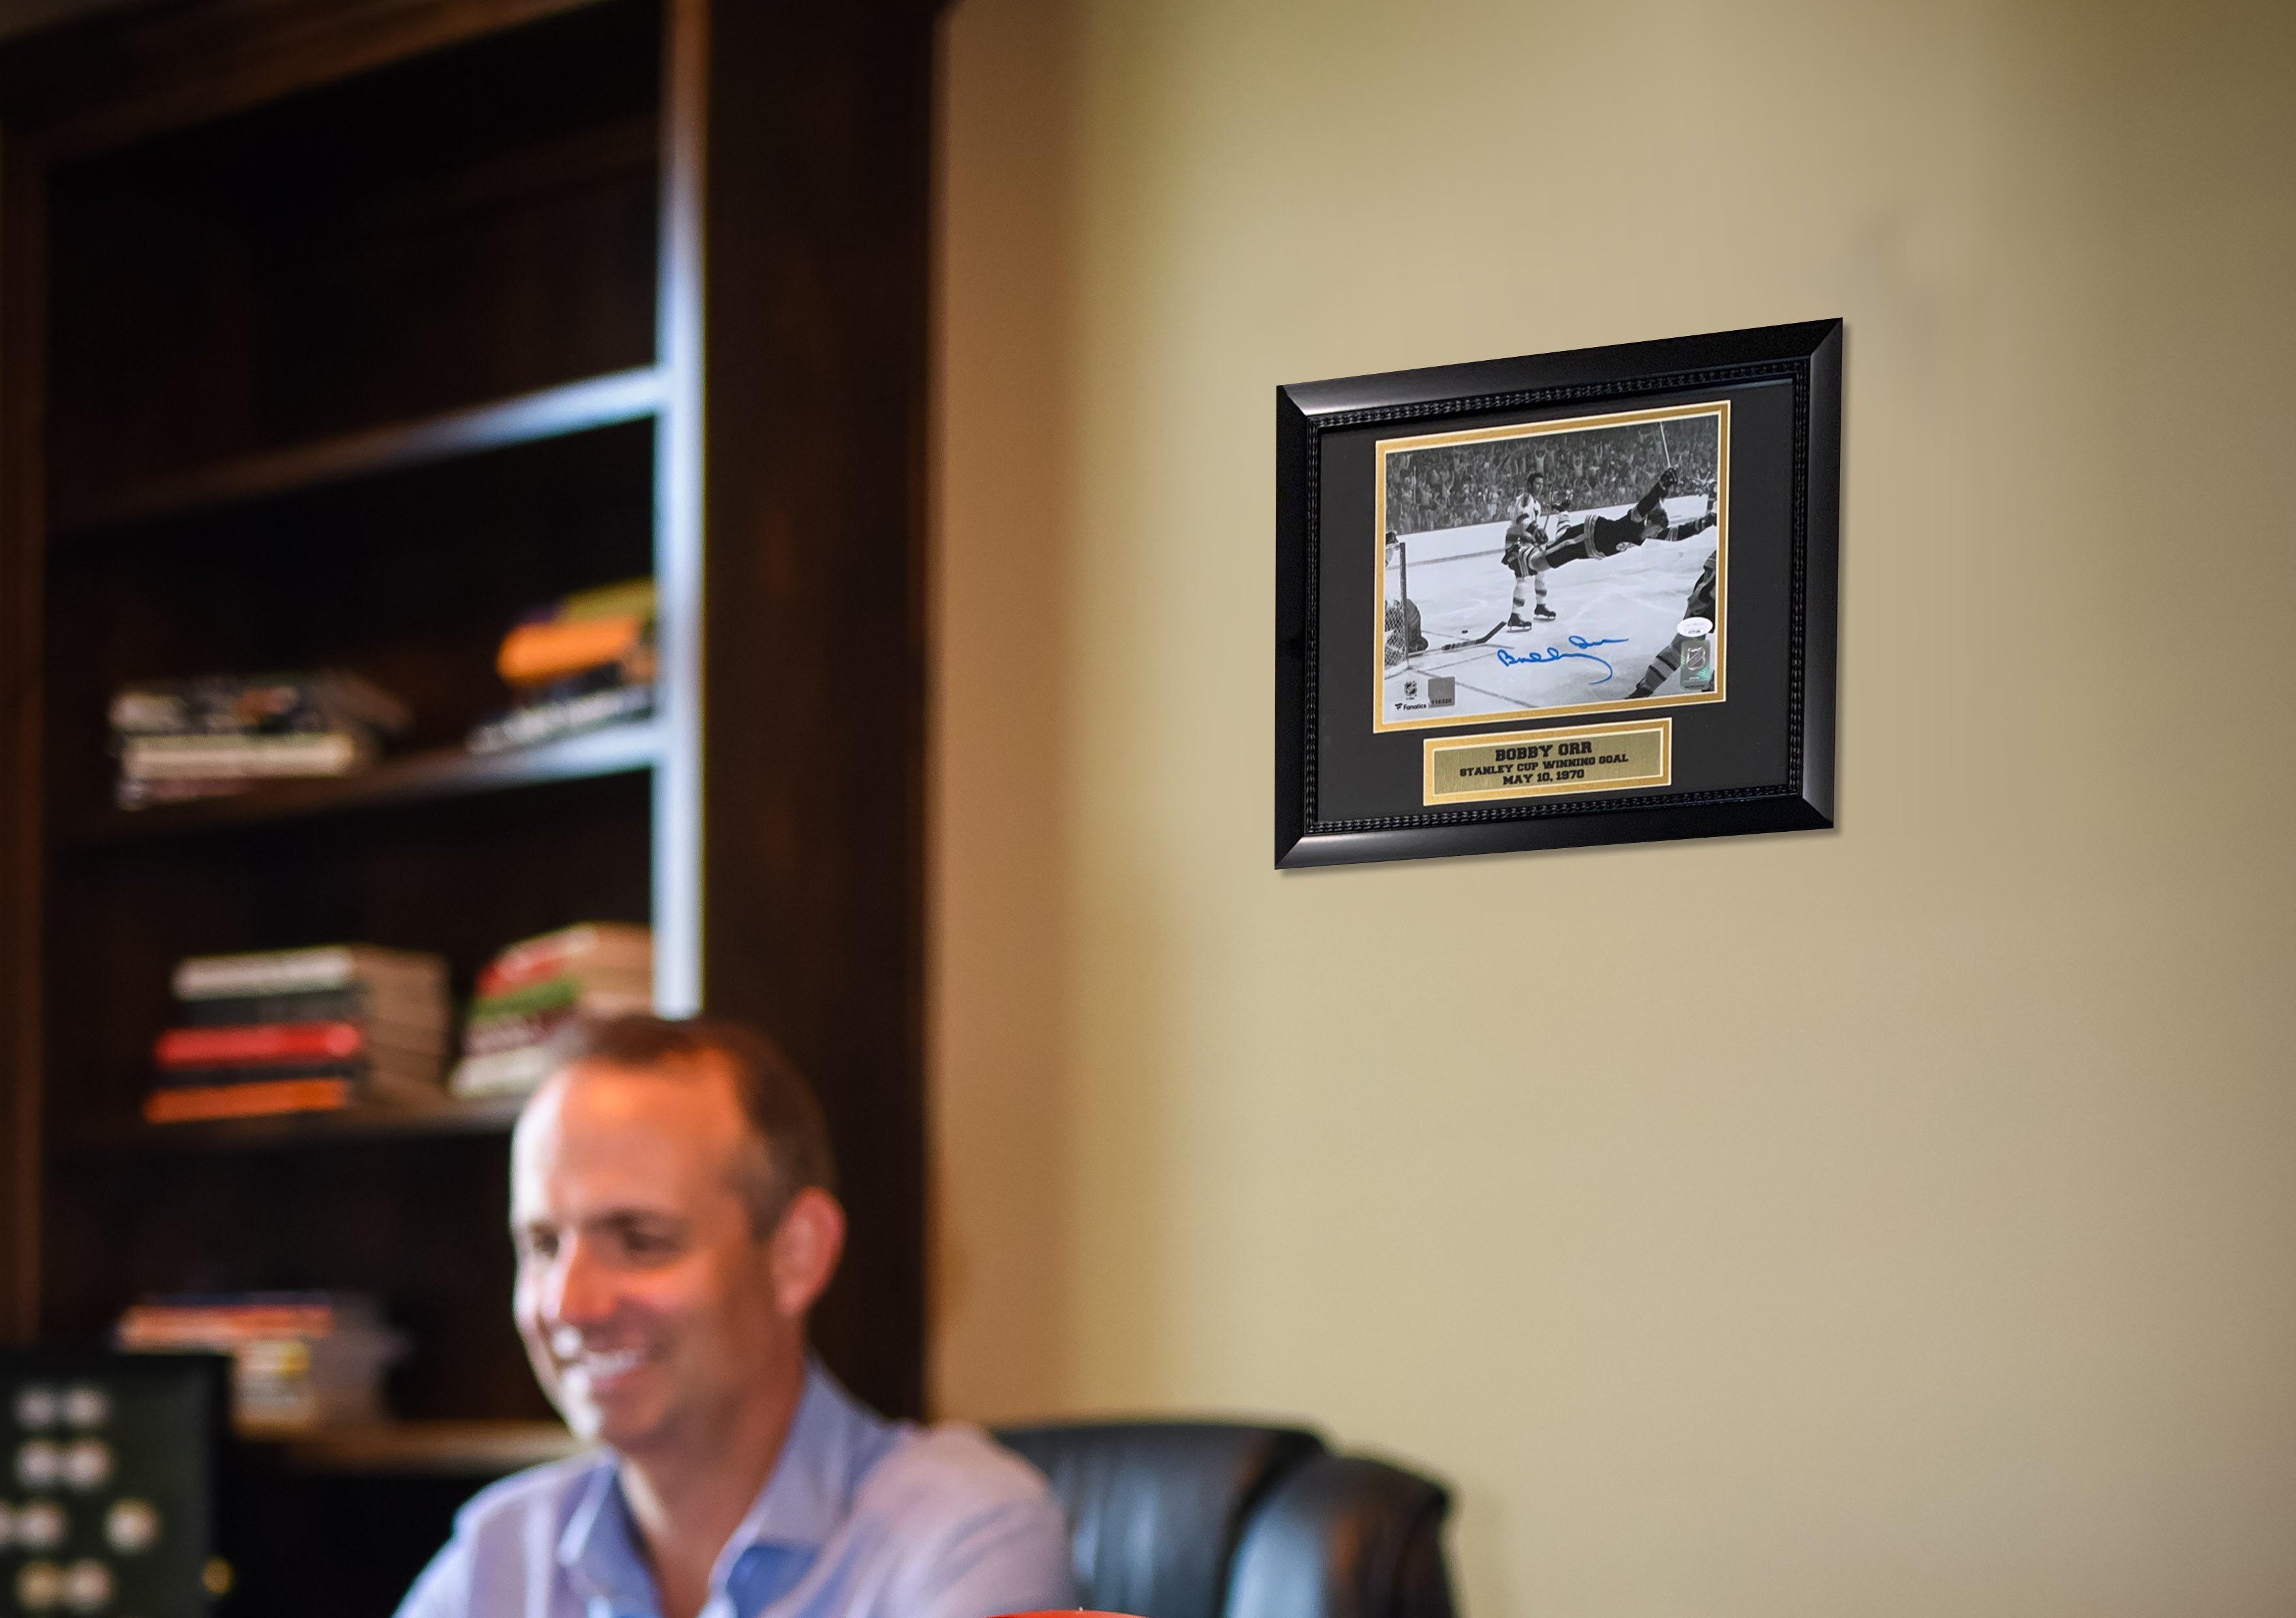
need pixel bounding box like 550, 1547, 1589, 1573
1381, 496, 1715, 725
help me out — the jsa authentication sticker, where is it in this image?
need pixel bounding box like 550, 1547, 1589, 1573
1423, 718, 1671, 806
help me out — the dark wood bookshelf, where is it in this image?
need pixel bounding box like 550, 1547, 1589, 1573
53, 367, 667, 538
52, 1093, 527, 1157
0, 4, 934, 1610
62, 718, 661, 848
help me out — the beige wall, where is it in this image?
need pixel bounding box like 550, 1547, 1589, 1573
929, 2, 2296, 1613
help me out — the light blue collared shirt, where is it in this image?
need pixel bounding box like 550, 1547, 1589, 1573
395, 1363, 1075, 1618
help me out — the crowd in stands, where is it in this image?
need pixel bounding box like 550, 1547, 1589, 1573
1385, 421, 1719, 536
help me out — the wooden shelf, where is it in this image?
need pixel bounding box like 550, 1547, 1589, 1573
248, 1419, 587, 1476
3, 0, 932, 1487
52, 367, 667, 537
63, 718, 661, 849
53, 1092, 529, 1155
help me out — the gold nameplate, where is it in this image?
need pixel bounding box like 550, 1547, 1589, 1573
1423, 718, 1671, 806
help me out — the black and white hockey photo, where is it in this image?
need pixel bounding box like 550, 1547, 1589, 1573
1376, 403, 1728, 731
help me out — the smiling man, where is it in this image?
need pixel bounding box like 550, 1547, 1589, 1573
396, 1016, 1074, 1618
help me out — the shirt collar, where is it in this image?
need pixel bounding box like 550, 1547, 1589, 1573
718, 1358, 890, 1553
556, 1358, 902, 1615
558, 1462, 648, 1615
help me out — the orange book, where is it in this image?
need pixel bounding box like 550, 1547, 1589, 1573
144, 1077, 351, 1123
118, 1300, 337, 1344
497, 615, 644, 686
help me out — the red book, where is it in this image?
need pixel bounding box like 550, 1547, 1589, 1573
155, 1020, 365, 1069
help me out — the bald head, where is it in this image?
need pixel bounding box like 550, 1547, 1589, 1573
549, 1015, 838, 1235
519, 1053, 773, 1236
515, 1054, 761, 1229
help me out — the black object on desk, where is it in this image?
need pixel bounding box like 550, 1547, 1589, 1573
0, 1350, 229, 1617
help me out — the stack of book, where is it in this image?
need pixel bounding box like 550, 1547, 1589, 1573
116, 1292, 406, 1432
468, 579, 656, 755
450, 924, 653, 1098
109, 669, 411, 810
149, 945, 450, 1123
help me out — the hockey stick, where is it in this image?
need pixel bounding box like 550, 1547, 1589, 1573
1653, 420, 1720, 508
1440, 618, 1509, 651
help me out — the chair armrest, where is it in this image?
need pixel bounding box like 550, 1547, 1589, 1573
995, 1421, 1326, 1618
1224, 1452, 1456, 1618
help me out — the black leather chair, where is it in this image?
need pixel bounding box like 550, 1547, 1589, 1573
993, 1422, 1456, 1618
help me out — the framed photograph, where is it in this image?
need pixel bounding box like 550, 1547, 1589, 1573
1276, 320, 1840, 867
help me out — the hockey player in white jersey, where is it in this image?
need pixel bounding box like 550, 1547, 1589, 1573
1499, 470, 1559, 631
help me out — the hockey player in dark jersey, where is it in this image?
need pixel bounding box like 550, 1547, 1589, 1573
1542, 466, 1714, 567
1627, 547, 1720, 698
1504, 466, 1715, 631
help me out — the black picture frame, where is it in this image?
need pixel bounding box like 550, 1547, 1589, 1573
1276, 319, 1841, 868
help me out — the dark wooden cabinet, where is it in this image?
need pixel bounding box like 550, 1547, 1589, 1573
0, 0, 934, 1478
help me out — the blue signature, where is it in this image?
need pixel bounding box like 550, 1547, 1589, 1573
1493, 635, 1628, 682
